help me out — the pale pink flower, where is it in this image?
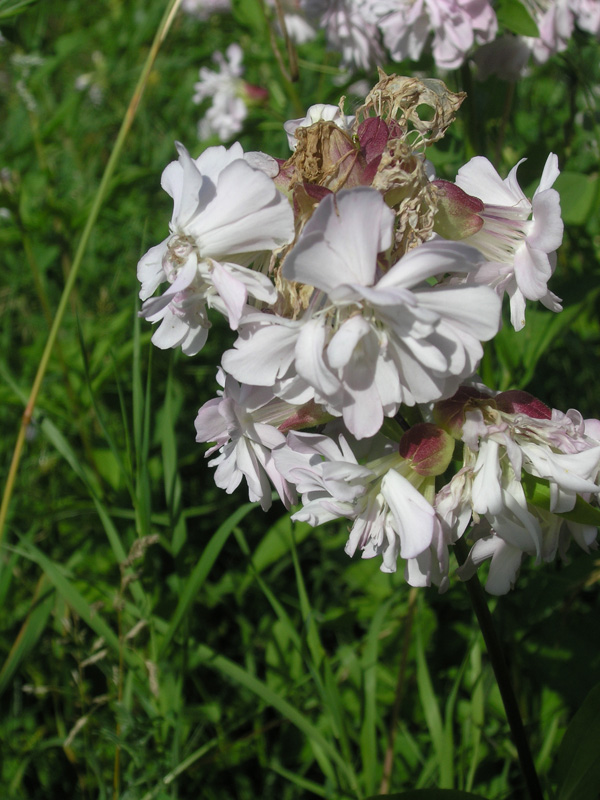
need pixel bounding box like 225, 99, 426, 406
439, 153, 564, 330
195, 371, 297, 510
274, 429, 450, 583
524, 0, 574, 63
284, 103, 354, 150
572, 0, 600, 35
137, 142, 294, 355
193, 44, 248, 142
436, 388, 600, 593
302, 0, 384, 70
365, 0, 497, 68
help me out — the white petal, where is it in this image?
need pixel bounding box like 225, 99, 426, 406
381, 470, 435, 559
137, 240, 168, 301
283, 188, 394, 290
379, 240, 484, 290
456, 157, 524, 207
529, 189, 563, 252
296, 317, 341, 398
190, 159, 294, 256
211, 261, 247, 330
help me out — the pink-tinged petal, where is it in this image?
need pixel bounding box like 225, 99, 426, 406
195, 397, 228, 443
529, 190, 563, 252
387, 341, 440, 404
513, 243, 553, 300
224, 262, 277, 305
398, 332, 450, 374
504, 159, 529, 206
381, 470, 435, 559
342, 379, 383, 440
170, 143, 211, 226
211, 261, 247, 330
456, 157, 524, 206
139, 257, 199, 322
194, 141, 245, 183
374, 352, 402, 413
472, 439, 503, 515
522, 444, 600, 496
137, 240, 168, 301
462, 537, 523, 595
283, 188, 394, 290
295, 317, 341, 398
151, 311, 190, 350
535, 153, 560, 194
540, 287, 562, 313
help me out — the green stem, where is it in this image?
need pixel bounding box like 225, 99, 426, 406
454, 537, 545, 800
0, 0, 183, 552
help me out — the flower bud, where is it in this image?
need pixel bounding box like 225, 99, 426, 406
278, 400, 332, 433
434, 386, 493, 438
495, 390, 551, 419
399, 422, 455, 476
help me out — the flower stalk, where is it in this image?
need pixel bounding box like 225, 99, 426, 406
454, 536, 545, 800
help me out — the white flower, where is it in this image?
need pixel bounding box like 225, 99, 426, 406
453, 154, 564, 330
523, 0, 574, 63
572, 0, 600, 35
274, 430, 447, 582
438, 387, 600, 593
138, 142, 294, 355
279, 188, 501, 438
182, 0, 231, 18
193, 44, 247, 141
195, 371, 297, 510
284, 103, 355, 150
302, 0, 384, 70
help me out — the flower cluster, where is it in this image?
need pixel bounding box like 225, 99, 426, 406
192, 44, 268, 142
262, 0, 598, 73
138, 73, 600, 593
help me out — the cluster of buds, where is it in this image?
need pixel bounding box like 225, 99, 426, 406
137, 73, 600, 593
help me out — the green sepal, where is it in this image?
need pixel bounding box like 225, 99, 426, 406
522, 473, 600, 526
381, 417, 406, 443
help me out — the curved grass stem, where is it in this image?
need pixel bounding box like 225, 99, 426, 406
0, 0, 183, 553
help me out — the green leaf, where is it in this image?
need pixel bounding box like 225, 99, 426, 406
415, 621, 452, 788
0, 576, 54, 696
191, 643, 359, 794
496, 0, 539, 36
555, 172, 599, 226
158, 502, 259, 657
555, 682, 600, 800
522, 474, 600, 526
